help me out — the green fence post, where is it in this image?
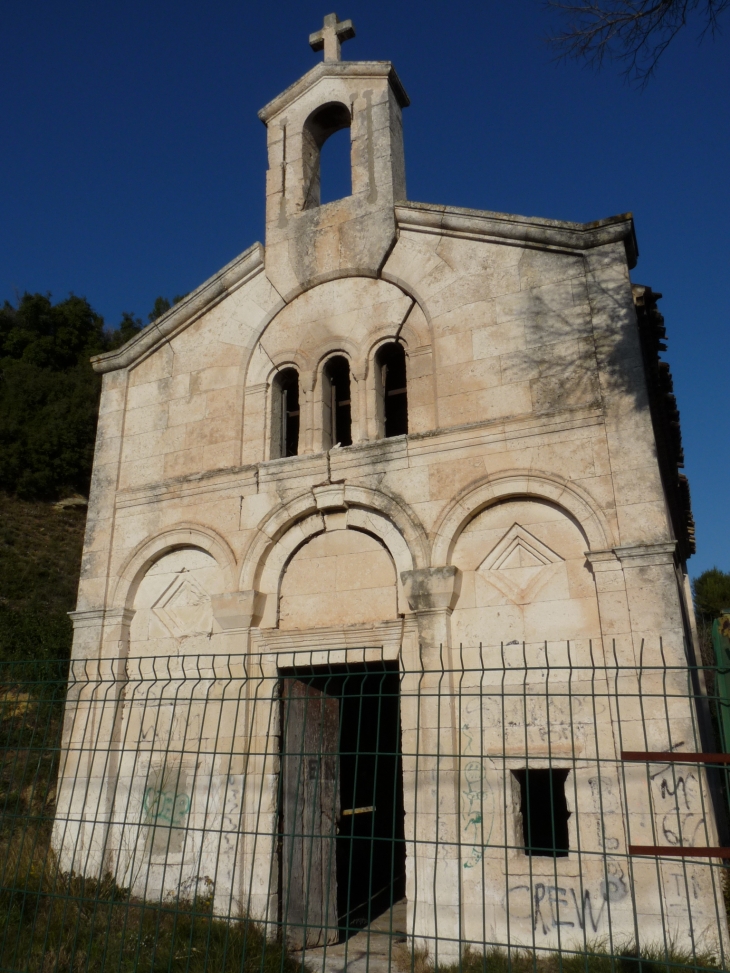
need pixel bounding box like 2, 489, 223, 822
712, 611, 730, 752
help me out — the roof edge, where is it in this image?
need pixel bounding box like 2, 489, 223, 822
91, 242, 266, 374
395, 202, 638, 268
258, 60, 409, 123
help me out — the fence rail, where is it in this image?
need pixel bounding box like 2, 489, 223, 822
1, 645, 729, 973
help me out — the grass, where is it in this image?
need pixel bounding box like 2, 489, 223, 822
0, 680, 306, 973
1, 858, 304, 973
396, 943, 723, 973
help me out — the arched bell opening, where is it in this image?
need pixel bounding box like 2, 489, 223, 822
302, 102, 352, 209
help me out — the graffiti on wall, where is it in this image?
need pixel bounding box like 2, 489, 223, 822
144, 785, 191, 829
507, 863, 629, 935
143, 768, 191, 854
461, 699, 495, 869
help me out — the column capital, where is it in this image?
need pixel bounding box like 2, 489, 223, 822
400, 566, 460, 612
211, 591, 263, 632
68, 608, 135, 630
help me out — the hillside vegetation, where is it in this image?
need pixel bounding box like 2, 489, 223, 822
0, 291, 178, 662
0, 494, 86, 662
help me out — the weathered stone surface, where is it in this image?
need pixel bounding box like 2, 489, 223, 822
55, 18, 718, 962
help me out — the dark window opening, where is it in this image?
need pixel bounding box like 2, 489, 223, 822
513, 769, 570, 857
323, 355, 352, 448
376, 342, 408, 438
273, 367, 300, 458
303, 102, 352, 209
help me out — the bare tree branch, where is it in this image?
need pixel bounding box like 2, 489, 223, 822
546, 0, 729, 85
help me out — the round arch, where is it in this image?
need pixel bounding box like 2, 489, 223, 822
242, 276, 432, 388
431, 470, 614, 566
111, 523, 238, 610
239, 483, 430, 596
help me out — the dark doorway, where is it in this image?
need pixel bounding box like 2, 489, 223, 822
512, 768, 570, 857
279, 663, 405, 944
322, 355, 352, 447
375, 342, 408, 438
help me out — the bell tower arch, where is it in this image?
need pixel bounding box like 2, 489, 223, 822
258, 13, 409, 297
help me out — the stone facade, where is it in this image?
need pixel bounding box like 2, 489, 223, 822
54, 15, 725, 961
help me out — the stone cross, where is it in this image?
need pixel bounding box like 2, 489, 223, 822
309, 13, 356, 63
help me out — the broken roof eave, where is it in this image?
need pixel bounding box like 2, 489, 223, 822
92, 204, 637, 375
395, 201, 638, 268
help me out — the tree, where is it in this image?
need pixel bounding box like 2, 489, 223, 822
693, 567, 730, 622
108, 311, 143, 349
148, 294, 188, 323
547, 0, 729, 84
0, 293, 142, 500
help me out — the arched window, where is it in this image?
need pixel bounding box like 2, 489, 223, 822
272, 368, 300, 458
322, 355, 352, 448
302, 102, 352, 209
375, 342, 408, 438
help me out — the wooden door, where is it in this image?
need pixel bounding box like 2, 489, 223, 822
281, 679, 340, 947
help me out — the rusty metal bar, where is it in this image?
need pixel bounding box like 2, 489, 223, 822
629, 846, 730, 857
621, 751, 730, 764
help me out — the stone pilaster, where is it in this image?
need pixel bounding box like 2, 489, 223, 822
400, 566, 460, 665
588, 542, 687, 667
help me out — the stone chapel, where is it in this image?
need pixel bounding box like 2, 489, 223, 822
55, 13, 724, 961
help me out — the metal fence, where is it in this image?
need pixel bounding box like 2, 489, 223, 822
2, 644, 730, 973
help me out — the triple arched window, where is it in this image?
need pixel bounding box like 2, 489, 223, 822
269, 342, 408, 459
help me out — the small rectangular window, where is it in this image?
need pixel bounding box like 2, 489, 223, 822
512, 768, 570, 858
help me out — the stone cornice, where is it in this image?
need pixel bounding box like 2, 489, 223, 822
614, 542, 677, 566
587, 542, 677, 569
69, 608, 135, 629
395, 202, 638, 268
90, 243, 266, 374
258, 60, 410, 123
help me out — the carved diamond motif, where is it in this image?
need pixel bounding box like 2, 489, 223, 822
152, 573, 212, 638
478, 524, 563, 605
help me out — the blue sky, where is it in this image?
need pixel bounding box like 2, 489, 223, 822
1, 1, 728, 577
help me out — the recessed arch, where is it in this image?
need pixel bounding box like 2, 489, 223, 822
243, 277, 432, 389
111, 523, 238, 610
239, 484, 429, 602
375, 341, 408, 438
431, 470, 614, 567
321, 353, 352, 447
271, 366, 301, 458
302, 101, 352, 209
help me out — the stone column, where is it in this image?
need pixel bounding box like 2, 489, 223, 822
299, 371, 316, 455
54, 608, 134, 877
399, 566, 462, 960
209, 595, 276, 918
400, 566, 461, 665
586, 550, 635, 666
351, 362, 369, 443
613, 542, 686, 667
588, 541, 689, 668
